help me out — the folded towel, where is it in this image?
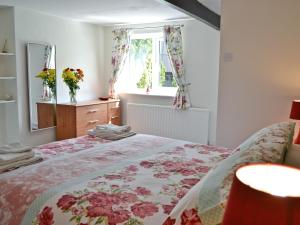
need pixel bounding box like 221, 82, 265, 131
0, 151, 35, 166
96, 124, 131, 133
0, 155, 43, 173
89, 128, 128, 136
90, 129, 127, 136
88, 129, 136, 140
0, 143, 31, 154
104, 132, 136, 140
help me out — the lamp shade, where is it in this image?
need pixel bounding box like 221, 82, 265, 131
290, 100, 300, 120
222, 164, 300, 225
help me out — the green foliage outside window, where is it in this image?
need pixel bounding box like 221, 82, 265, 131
131, 39, 153, 89
131, 37, 177, 89
130, 39, 152, 61
136, 56, 152, 88
159, 63, 166, 86
159, 62, 177, 87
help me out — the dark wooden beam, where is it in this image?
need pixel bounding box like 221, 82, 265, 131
159, 0, 220, 30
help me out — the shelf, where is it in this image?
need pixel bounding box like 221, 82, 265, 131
0, 76, 16, 80
0, 100, 16, 104
0, 52, 14, 56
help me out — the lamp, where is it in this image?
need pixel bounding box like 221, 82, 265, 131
222, 164, 300, 225
290, 100, 300, 144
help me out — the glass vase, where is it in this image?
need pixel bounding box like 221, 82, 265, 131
69, 89, 77, 104
49, 88, 56, 103
42, 83, 50, 101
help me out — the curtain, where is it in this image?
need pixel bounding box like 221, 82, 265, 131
44, 45, 53, 69
164, 26, 191, 110
110, 29, 130, 98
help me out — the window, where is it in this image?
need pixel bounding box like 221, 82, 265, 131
115, 30, 177, 96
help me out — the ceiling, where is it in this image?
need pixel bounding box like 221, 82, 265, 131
0, 0, 191, 25
0, 0, 221, 25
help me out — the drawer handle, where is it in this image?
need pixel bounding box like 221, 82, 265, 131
88, 110, 98, 113
111, 116, 119, 119
88, 120, 99, 124
110, 107, 120, 110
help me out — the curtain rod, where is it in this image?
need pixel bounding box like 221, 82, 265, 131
130, 24, 183, 30
113, 24, 183, 31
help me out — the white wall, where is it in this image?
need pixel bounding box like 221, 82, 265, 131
14, 8, 105, 146
103, 20, 220, 144
217, 0, 300, 147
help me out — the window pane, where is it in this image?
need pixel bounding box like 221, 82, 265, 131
117, 32, 178, 95
159, 40, 177, 88
129, 38, 153, 89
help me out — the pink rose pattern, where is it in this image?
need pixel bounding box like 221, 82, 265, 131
181, 209, 203, 225
163, 217, 176, 225
32, 143, 234, 225
34, 135, 110, 160
134, 187, 152, 196
131, 202, 159, 218
34, 207, 54, 225
56, 194, 78, 210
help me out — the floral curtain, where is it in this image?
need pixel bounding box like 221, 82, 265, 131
110, 29, 130, 98
164, 26, 191, 110
44, 45, 53, 69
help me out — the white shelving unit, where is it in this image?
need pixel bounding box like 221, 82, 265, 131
0, 6, 19, 145
0, 76, 16, 80
0, 100, 16, 104
0, 52, 14, 56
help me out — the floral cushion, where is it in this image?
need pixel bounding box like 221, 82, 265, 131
196, 121, 295, 225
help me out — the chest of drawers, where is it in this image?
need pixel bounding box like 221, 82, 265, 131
36, 102, 56, 129
56, 99, 121, 140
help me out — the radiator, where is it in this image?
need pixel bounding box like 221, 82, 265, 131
127, 103, 210, 144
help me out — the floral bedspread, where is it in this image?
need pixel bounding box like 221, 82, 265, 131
0, 135, 234, 225
34, 135, 111, 160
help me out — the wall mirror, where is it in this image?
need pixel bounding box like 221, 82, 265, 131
27, 43, 56, 132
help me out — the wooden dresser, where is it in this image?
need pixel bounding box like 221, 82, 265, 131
56, 99, 121, 140
36, 102, 56, 129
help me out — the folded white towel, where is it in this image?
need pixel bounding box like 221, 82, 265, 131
88, 129, 136, 140
0, 151, 34, 166
96, 124, 131, 133
0, 143, 31, 154
0, 155, 43, 173
91, 129, 125, 136
104, 132, 136, 140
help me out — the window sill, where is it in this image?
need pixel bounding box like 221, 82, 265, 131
118, 90, 176, 98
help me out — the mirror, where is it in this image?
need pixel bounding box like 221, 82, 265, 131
27, 43, 56, 131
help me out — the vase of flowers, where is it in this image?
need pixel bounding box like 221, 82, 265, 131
62, 68, 84, 103
36, 68, 56, 102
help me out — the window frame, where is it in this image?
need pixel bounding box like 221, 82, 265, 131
115, 29, 178, 97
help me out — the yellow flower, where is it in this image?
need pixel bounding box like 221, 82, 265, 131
48, 76, 54, 82
48, 69, 56, 76
36, 71, 47, 79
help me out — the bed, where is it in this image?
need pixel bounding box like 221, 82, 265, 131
0, 122, 294, 225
